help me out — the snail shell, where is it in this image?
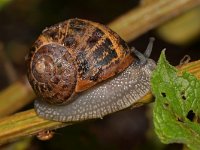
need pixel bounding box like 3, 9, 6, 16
27, 18, 156, 122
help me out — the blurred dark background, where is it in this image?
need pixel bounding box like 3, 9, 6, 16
0, 0, 199, 149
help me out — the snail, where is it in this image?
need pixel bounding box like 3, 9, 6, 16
26, 18, 156, 122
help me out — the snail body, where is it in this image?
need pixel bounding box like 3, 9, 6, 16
27, 18, 156, 122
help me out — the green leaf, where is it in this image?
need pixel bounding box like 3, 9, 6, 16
151, 50, 200, 150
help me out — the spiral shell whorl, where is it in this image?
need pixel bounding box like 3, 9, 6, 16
27, 18, 134, 105
28, 43, 77, 104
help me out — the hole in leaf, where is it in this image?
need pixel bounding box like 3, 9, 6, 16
187, 110, 195, 121
180, 91, 186, 100
161, 92, 166, 97
163, 103, 169, 109
177, 117, 184, 123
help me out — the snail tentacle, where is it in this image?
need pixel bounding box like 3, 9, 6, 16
131, 37, 155, 65
131, 47, 146, 65
144, 37, 155, 58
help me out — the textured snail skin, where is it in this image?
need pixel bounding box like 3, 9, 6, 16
34, 59, 156, 122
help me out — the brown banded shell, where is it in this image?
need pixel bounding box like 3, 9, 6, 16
26, 18, 134, 105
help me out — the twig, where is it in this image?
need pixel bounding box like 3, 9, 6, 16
0, 110, 66, 144
0, 77, 35, 117
109, 0, 200, 41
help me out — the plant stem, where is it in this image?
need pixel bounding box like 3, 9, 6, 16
0, 110, 66, 144
0, 77, 35, 117
109, 0, 200, 41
